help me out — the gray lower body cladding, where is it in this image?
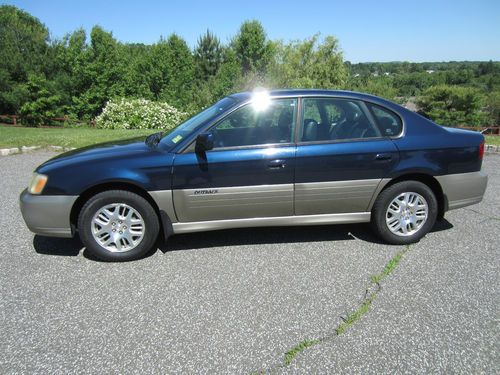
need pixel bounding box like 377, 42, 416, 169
171, 184, 294, 222
435, 171, 488, 210
171, 212, 371, 234
295, 179, 385, 215
19, 189, 77, 238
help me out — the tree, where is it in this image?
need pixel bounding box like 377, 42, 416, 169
348, 76, 398, 101
49, 29, 90, 116
232, 20, 273, 75
268, 35, 347, 89
0, 5, 49, 113
72, 26, 126, 118
416, 85, 491, 126
486, 91, 500, 125
139, 34, 195, 110
160, 34, 195, 109
19, 74, 62, 126
194, 30, 223, 80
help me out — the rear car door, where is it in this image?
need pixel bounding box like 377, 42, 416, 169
172, 97, 297, 222
295, 97, 400, 215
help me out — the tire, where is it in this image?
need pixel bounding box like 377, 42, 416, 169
78, 190, 159, 261
371, 181, 438, 245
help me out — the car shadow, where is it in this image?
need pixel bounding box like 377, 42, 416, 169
160, 218, 454, 252
33, 218, 454, 258
33, 235, 83, 256
32, 235, 156, 262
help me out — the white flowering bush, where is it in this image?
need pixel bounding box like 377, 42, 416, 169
95, 98, 189, 130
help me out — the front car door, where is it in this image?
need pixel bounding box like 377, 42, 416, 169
172, 97, 298, 222
295, 97, 400, 215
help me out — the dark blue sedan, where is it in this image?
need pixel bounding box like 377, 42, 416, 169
20, 90, 488, 261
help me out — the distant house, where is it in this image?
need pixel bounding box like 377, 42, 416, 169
426, 70, 435, 74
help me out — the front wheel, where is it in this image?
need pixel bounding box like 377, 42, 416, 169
371, 181, 438, 245
78, 190, 159, 261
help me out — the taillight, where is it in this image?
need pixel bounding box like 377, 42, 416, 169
478, 141, 484, 160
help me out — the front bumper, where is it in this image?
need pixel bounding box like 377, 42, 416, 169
19, 189, 78, 238
436, 171, 488, 211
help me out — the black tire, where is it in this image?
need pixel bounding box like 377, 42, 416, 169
78, 190, 159, 261
371, 181, 438, 245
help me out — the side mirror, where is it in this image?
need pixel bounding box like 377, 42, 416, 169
195, 132, 214, 152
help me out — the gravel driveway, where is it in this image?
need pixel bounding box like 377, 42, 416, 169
1, 152, 498, 374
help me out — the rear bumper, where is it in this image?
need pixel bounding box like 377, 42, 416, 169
19, 189, 77, 238
436, 171, 488, 211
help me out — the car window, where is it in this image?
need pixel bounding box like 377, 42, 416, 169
211, 98, 297, 148
301, 98, 381, 142
303, 100, 322, 124
161, 96, 236, 147
367, 103, 403, 137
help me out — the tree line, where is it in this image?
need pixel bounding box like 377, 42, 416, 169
1, 5, 499, 127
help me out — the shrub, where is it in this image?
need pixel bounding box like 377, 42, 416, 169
95, 98, 188, 130
19, 74, 62, 127
416, 85, 492, 126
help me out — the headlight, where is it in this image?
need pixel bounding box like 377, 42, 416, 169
28, 173, 48, 194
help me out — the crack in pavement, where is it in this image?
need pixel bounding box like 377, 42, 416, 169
253, 245, 412, 374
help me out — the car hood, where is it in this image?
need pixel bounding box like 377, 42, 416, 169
38, 137, 166, 172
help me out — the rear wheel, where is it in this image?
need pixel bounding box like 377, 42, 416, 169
371, 181, 437, 245
78, 190, 159, 261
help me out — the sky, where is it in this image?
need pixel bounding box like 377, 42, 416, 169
2, 0, 500, 63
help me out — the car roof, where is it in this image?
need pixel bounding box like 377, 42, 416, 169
229, 89, 400, 109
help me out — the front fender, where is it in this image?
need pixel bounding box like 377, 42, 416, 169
39, 152, 174, 195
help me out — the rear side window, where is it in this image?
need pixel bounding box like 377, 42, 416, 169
300, 98, 381, 142
367, 104, 403, 137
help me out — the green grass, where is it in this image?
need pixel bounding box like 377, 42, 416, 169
370, 246, 408, 285
485, 135, 500, 146
280, 246, 411, 368
335, 292, 376, 336
0, 126, 153, 149
283, 339, 321, 366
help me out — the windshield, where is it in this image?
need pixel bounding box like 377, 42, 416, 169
160, 97, 237, 148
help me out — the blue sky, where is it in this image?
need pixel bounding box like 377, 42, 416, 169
2, 0, 500, 62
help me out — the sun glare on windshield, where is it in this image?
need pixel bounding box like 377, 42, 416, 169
251, 89, 271, 112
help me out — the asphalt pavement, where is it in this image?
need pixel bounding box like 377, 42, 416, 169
0, 151, 498, 374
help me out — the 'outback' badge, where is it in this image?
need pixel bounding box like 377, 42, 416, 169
194, 189, 219, 195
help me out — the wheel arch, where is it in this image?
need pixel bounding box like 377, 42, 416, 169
70, 181, 162, 232
375, 173, 446, 219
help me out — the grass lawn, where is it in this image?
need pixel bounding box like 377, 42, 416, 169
485, 135, 500, 146
0, 126, 153, 149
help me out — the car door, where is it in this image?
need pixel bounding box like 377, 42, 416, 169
172, 97, 297, 222
295, 97, 400, 215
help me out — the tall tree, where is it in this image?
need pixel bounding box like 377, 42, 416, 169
232, 20, 273, 75
268, 35, 347, 89
194, 29, 223, 80
73, 26, 126, 118
50, 28, 90, 115
161, 34, 195, 109
0, 5, 49, 113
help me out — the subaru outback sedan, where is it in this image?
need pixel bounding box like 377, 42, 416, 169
20, 90, 488, 261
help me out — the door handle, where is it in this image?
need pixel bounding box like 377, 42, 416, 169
267, 159, 286, 169
375, 153, 392, 161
